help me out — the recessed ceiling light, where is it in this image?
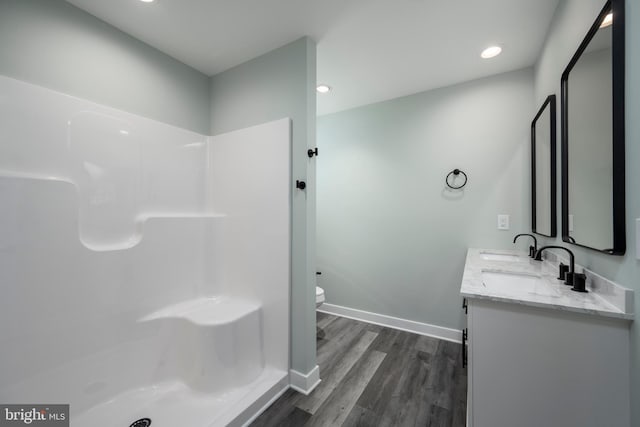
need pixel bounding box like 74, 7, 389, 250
119, 130, 129, 135
600, 13, 613, 28
481, 46, 502, 59
316, 84, 331, 94
139, 0, 155, 3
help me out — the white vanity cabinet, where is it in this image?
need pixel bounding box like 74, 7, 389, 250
463, 297, 630, 427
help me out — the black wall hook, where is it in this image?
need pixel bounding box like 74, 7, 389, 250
296, 180, 306, 190
307, 148, 318, 158
446, 169, 468, 189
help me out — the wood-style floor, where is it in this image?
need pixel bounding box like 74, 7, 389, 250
251, 312, 467, 427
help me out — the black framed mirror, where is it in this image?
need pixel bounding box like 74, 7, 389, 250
560, 0, 625, 255
532, 95, 557, 237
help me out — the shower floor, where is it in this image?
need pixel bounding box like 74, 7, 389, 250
72, 368, 287, 427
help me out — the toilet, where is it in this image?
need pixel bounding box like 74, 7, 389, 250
315, 286, 325, 308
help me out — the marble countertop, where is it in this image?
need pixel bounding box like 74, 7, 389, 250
460, 248, 633, 320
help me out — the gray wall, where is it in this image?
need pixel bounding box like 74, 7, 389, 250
0, 0, 210, 134
534, 0, 640, 423
210, 38, 318, 375
317, 69, 533, 331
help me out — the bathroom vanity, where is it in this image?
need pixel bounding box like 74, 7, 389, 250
460, 248, 633, 427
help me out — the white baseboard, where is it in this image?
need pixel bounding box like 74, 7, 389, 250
318, 303, 462, 343
289, 365, 321, 395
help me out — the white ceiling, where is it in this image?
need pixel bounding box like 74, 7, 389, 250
66, 0, 560, 115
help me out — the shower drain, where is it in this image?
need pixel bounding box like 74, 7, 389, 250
129, 418, 152, 427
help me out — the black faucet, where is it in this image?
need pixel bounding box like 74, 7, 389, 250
534, 246, 576, 286
513, 233, 538, 258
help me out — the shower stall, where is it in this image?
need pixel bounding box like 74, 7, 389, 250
0, 75, 291, 426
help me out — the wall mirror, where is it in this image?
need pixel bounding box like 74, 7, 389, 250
560, 0, 625, 254
532, 95, 557, 237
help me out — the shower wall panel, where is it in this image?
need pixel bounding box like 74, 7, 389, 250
0, 75, 291, 426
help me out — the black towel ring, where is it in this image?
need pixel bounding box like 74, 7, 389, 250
446, 169, 467, 189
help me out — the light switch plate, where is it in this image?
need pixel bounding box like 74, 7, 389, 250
497, 214, 510, 230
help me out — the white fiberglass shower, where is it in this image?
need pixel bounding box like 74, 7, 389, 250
0, 75, 291, 426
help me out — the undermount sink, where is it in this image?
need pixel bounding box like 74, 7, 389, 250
481, 270, 561, 298
479, 251, 523, 262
